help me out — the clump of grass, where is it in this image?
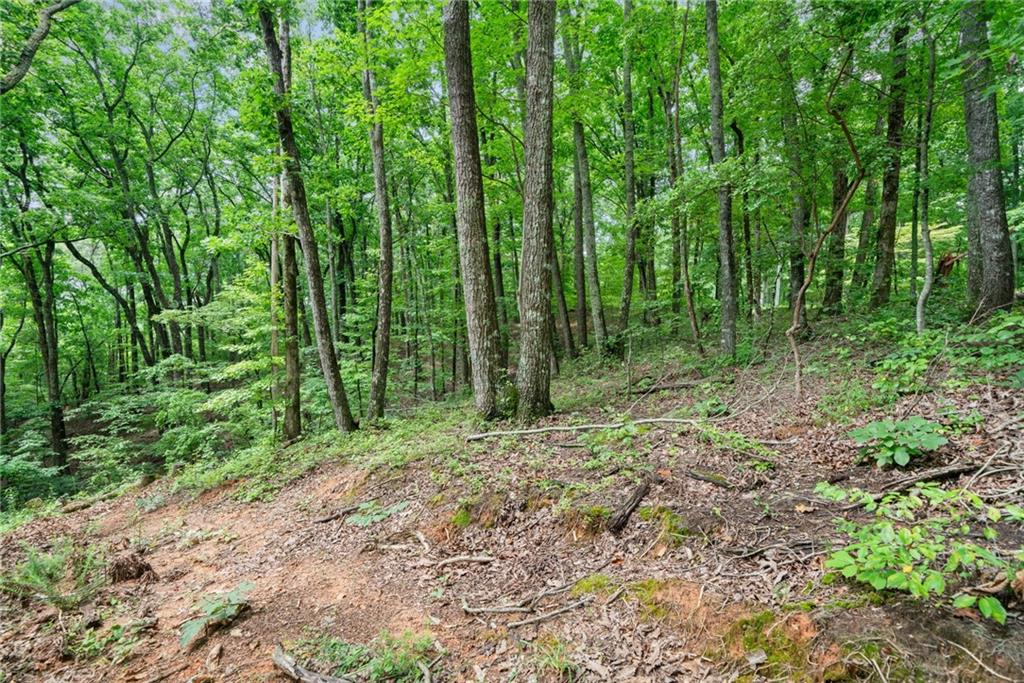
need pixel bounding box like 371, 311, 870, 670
289, 630, 436, 681
0, 538, 106, 610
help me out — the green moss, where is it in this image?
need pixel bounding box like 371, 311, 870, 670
571, 573, 614, 596
723, 610, 813, 682
638, 505, 690, 544
627, 579, 670, 620
451, 505, 472, 529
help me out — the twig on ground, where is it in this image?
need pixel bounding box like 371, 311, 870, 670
142, 663, 190, 683
435, 554, 495, 569
507, 597, 592, 628
311, 502, 368, 525
272, 644, 356, 682
943, 639, 1015, 682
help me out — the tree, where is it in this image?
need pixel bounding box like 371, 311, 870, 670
705, 0, 736, 355
561, 4, 607, 353
870, 24, 909, 308
258, 3, 356, 433
360, 0, 394, 420
619, 0, 638, 335
960, 0, 1014, 316
442, 0, 505, 419
516, 0, 556, 421
916, 14, 938, 334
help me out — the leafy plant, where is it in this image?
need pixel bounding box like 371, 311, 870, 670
345, 501, 409, 527
817, 482, 1023, 624
848, 416, 947, 468
290, 630, 435, 681
179, 582, 253, 650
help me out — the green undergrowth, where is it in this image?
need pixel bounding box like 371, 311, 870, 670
288, 630, 436, 681
0, 538, 107, 610
172, 402, 469, 501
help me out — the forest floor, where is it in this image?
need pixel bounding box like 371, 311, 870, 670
2, 319, 1023, 682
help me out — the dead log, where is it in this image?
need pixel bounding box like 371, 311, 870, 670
272, 644, 356, 683
607, 476, 652, 534
628, 376, 734, 395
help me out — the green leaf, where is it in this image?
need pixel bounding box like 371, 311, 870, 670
952, 594, 976, 609
978, 596, 1006, 624
179, 617, 206, 649
893, 448, 910, 467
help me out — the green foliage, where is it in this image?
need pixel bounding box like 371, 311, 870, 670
179, 582, 253, 650
817, 483, 1023, 624
0, 539, 105, 610
848, 417, 947, 468
290, 631, 435, 681
345, 501, 409, 527
533, 636, 581, 681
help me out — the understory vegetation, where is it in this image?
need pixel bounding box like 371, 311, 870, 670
1, 0, 1023, 680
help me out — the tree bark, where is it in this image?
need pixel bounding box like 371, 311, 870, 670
516, 0, 556, 421
572, 153, 587, 348
443, 0, 505, 419
851, 113, 882, 292
0, 0, 83, 94
822, 160, 850, 312
619, 0, 638, 334
706, 0, 737, 355
960, 0, 1015, 315
778, 32, 806, 329
870, 24, 909, 308
916, 21, 937, 334
561, 5, 607, 352
359, 0, 393, 420
259, 5, 356, 432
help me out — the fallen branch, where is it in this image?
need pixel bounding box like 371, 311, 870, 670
607, 475, 652, 533
461, 600, 531, 615
507, 597, 592, 628
62, 489, 119, 514
628, 376, 733, 395
880, 463, 980, 494
273, 644, 356, 683
311, 499, 375, 524
466, 417, 703, 442
435, 554, 495, 569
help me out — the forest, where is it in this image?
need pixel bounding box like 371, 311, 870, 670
1, 0, 1023, 680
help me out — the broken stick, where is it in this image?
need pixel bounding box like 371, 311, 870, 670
273, 645, 356, 683
607, 475, 652, 534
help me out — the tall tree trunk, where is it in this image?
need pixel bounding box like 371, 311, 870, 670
492, 215, 510, 367
561, 6, 607, 352
552, 242, 576, 358
619, 0, 638, 334
729, 120, 756, 321
0, 310, 25, 442
443, 0, 506, 419
706, 0, 737, 355
870, 24, 909, 308
779, 35, 806, 329
572, 154, 587, 347
851, 111, 881, 292
360, 0, 393, 420
516, 0, 556, 421
259, 5, 356, 432
916, 21, 938, 334
822, 161, 850, 312
909, 101, 923, 300
961, 0, 1015, 315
